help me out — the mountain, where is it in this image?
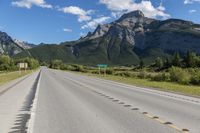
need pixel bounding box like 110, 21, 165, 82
13, 39, 36, 50
0, 31, 23, 56
16, 10, 200, 65
0, 31, 35, 56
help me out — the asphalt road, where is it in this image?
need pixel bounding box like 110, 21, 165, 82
0, 67, 200, 133
0, 71, 40, 133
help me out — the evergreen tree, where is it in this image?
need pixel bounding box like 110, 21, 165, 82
164, 58, 171, 68
139, 59, 144, 69
172, 52, 181, 67
155, 57, 163, 69
185, 51, 197, 67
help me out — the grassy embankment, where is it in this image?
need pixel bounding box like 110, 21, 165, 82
0, 70, 33, 85
51, 62, 200, 97
88, 73, 200, 97
67, 68, 200, 97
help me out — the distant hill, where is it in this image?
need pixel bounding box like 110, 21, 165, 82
0, 31, 35, 56
16, 10, 200, 65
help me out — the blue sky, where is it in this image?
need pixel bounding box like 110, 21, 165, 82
0, 0, 200, 44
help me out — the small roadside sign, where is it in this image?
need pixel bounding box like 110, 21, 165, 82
18, 63, 28, 69
97, 64, 108, 68
97, 64, 108, 76
17, 63, 28, 73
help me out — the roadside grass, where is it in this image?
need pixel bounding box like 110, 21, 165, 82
82, 73, 200, 97
0, 70, 33, 85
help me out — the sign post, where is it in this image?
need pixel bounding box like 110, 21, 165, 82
97, 64, 108, 76
18, 63, 28, 74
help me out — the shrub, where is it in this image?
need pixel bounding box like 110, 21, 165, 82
114, 71, 134, 77
146, 73, 153, 79
190, 71, 200, 85
151, 73, 170, 82
169, 67, 191, 84
137, 71, 148, 79
114, 72, 126, 77
50, 59, 63, 69
60, 64, 69, 70
123, 72, 133, 77
72, 65, 87, 72
106, 68, 114, 75
0, 55, 16, 71
91, 70, 100, 74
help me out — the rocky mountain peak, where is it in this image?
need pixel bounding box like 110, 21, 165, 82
118, 10, 144, 21
80, 10, 156, 45
13, 39, 35, 49
84, 24, 111, 40
0, 31, 12, 42
0, 31, 23, 55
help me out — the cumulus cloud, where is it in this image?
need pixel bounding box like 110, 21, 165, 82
99, 0, 170, 19
81, 16, 110, 29
184, 0, 200, 4
80, 32, 86, 37
189, 9, 197, 13
59, 6, 94, 22
12, 0, 52, 9
63, 28, 72, 32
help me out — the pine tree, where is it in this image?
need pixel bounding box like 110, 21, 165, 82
139, 60, 144, 69
185, 51, 197, 67
155, 57, 163, 69
164, 58, 170, 68
172, 52, 181, 67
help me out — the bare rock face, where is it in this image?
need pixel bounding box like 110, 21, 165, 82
84, 24, 111, 40
0, 32, 35, 56
14, 39, 35, 50
0, 31, 23, 56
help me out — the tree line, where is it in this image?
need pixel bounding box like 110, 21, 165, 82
0, 55, 39, 71
48, 51, 200, 85
139, 51, 200, 70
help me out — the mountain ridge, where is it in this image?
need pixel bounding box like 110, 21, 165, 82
0, 31, 35, 56
12, 10, 200, 65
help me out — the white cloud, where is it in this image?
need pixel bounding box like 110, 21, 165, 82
81, 16, 110, 29
80, 32, 86, 37
59, 6, 93, 22
189, 9, 197, 13
12, 0, 53, 9
184, 0, 200, 4
99, 0, 170, 19
63, 28, 72, 32
111, 12, 124, 18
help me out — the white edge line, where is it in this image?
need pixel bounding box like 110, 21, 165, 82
90, 76, 200, 104
27, 71, 42, 133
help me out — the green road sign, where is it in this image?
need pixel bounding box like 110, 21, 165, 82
97, 64, 108, 68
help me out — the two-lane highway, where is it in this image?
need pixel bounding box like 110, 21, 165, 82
32, 68, 200, 133
1, 67, 200, 133
32, 68, 179, 133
